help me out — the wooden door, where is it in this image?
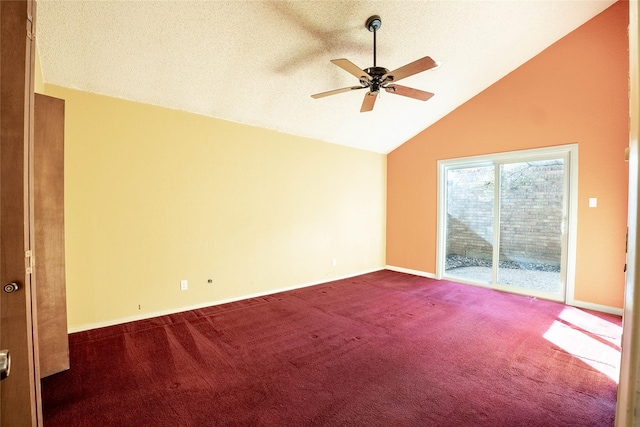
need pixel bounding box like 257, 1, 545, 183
34, 93, 68, 378
1, 0, 42, 425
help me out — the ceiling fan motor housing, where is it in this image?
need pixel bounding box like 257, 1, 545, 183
363, 66, 390, 92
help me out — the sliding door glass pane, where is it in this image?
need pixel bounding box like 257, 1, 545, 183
445, 165, 494, 283
497, 160, 564, 294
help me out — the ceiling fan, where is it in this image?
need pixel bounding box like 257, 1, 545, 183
311, 15, 440, 113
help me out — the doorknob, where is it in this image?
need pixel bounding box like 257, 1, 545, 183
3, 282, 19, 294
0, 350, 10, 380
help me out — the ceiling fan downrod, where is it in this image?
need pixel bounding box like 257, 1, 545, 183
366, 15, 381, 68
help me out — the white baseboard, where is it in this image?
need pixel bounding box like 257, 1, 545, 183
385, 265, 436, 279
68, 267, 385, 333
69, 267, 621, 333
568, 299, 623, 316
386, 266, 622, 316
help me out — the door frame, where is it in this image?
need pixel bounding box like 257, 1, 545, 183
436, 144, 578, 304
1, 0, 41, 425
615, 1, 639, 425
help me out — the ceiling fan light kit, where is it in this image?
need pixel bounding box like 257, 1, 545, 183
312, 15, 440, 113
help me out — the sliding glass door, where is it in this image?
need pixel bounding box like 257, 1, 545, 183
438, 146, 576, 302
496, 160, 564, 294
444, 164, 495, 283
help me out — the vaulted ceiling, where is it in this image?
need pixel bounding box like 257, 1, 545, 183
36, 1, 616, 153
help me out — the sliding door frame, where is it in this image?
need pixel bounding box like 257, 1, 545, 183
436, 144, 579, 304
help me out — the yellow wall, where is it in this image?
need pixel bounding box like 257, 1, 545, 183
43, 85, 386, 331
387, 2, 628, 309
34, 43, 44, 93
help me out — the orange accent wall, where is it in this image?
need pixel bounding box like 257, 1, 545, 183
387, 1, 629, 308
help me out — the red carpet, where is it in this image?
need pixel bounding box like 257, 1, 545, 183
41, 270, 621, 426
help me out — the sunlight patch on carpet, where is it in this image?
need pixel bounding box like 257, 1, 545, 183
543, 307, 621, 383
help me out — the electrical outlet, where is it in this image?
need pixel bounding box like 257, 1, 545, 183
332, 258, 337, 267
180, 280, 188, 291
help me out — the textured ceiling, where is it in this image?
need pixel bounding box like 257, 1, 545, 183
36, 0, 616, 154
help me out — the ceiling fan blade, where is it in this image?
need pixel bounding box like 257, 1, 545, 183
311, 86, 366, 99
331, 58, 372, 81
383, 56, 439, 83
384, 84, 434, 101
360, 91, 378, 113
